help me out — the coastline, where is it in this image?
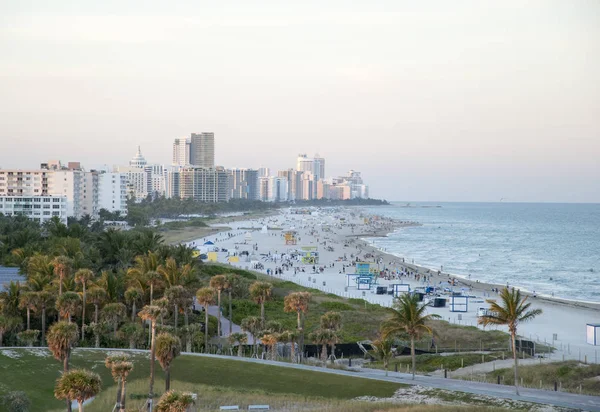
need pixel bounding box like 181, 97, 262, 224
356, 216, 600, 311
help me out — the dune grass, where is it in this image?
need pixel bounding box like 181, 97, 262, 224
485, 360, 600, 395
0, 348, 404, 412
365, 352, 515, 374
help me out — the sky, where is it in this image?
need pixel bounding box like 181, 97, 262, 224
0, 1, 599, 202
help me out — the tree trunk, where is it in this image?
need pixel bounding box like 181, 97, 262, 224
95, 331, 100, 348
238, 343, 243, 357
68, 314, 72, 323
297, 312, 304, 362
411, 337, 416, 380
115, 377, 122, 410
113, 323, 118, 338
204, 308, 209, 353
78, 402, 83, 412
0, 332, 3, 347
331, 342, 336, 363
228, 290, 233, 335
321, 343, 328, 363
253, 335, 257, 357
94, 304, 98, 324
120, 378, 127, 412
81, 285, 86, 341
217, 290, 221, 337
149, 321, 156, 406
41, 308, 46, 344
131, 302, 136, 322
26, 308, 31, 330
59, 276, 63, 296
186, 332, 191, 352
130, 338, 136, 349
165, 367, 171, 392
184, 308, 189, 327
64, 356, 72, 412
260, 302, 265, 328
384, 360, 389, 376
150, 283, 154, 305
173, 304, 178, 330
512, 331, 520, 395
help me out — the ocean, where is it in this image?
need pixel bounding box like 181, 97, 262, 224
365, 202, 600, 302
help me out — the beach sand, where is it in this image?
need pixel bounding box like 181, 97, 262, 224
187, 207, 600, 363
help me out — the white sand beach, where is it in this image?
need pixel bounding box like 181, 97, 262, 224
188, 207, 600, 363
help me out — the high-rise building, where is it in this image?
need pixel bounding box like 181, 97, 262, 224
228, 168, 259, 200
172, 138, 191, 166
258, 176, 288, 202
190, 132, 215, 168
296, 153, 325, 198
168, 166, 229, 202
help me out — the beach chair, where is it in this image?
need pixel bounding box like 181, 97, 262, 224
248, 405, 270, 411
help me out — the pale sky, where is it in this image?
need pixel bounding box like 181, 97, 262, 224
1, 1, 599, 202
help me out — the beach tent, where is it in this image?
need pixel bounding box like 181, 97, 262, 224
228, 256, 240, 263
207, 252, 218, 262
261, 225, 268, 234
204, 241, 215, 245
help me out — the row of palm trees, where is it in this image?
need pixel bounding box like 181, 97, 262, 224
372, 288, 542, 396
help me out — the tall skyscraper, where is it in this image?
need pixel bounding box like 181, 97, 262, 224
190, 132, 215, 168
172, 138, 191, 166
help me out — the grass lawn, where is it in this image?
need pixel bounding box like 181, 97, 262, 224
0, 348, 404, 412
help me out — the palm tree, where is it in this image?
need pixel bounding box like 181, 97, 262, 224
195, 287, 215, 353
47, 321, 79, 412
155, 332, 182, 391
54, 369, 102, 412
56, 292, 81, 323
210, 275, 228, 336
0, 315, 20, 347
382, 293, 440, 380
120, 322, 144, 349
310, 328, 335, 363
478, 287, 543, 395
225, 273, 239, 335
240, 316, 261, 357
259, 332, 279, 361
105, 353, 130, 411
320, 311, 342, 361
228, 332, 248, 357
101, 303, 127, 338
249, 281, 272, 327
370, 336, 395, 376
26, 254, 54, 289
114, 361, 133, 412
280, 330, 298, 363
17, 329, 40, 347
19, 291, 37, 330
74, 269, 94, 340
31, 290, 53, 343
145, 271, 162, 305
124, 287, 143, 322
155, 390, 195, 412
158, 257, 188, 288
87, 287, 106, 324
138, 305, 163, 409
165, 285, 188, 330
283, 291, 311, 361
51, 256, 73, 296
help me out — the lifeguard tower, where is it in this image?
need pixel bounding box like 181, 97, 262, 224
300, 246, 319, 264
284, 231, 297, 245
346, 262, 379, 290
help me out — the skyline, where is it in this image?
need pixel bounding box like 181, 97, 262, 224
1, 1, 599, 203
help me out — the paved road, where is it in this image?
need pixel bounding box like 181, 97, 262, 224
430, 356, 553, 377
64, 348, 600, 411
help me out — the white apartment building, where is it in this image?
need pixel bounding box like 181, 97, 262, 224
168, 166, 229, 202
144, 164, 167, 197
172, 138, 191, 166
97, 172, 128, 215
0, 195, 68, 224
0, 163, 128, 221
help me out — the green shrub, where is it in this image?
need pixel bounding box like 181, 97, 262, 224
320, 301, 353, 311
